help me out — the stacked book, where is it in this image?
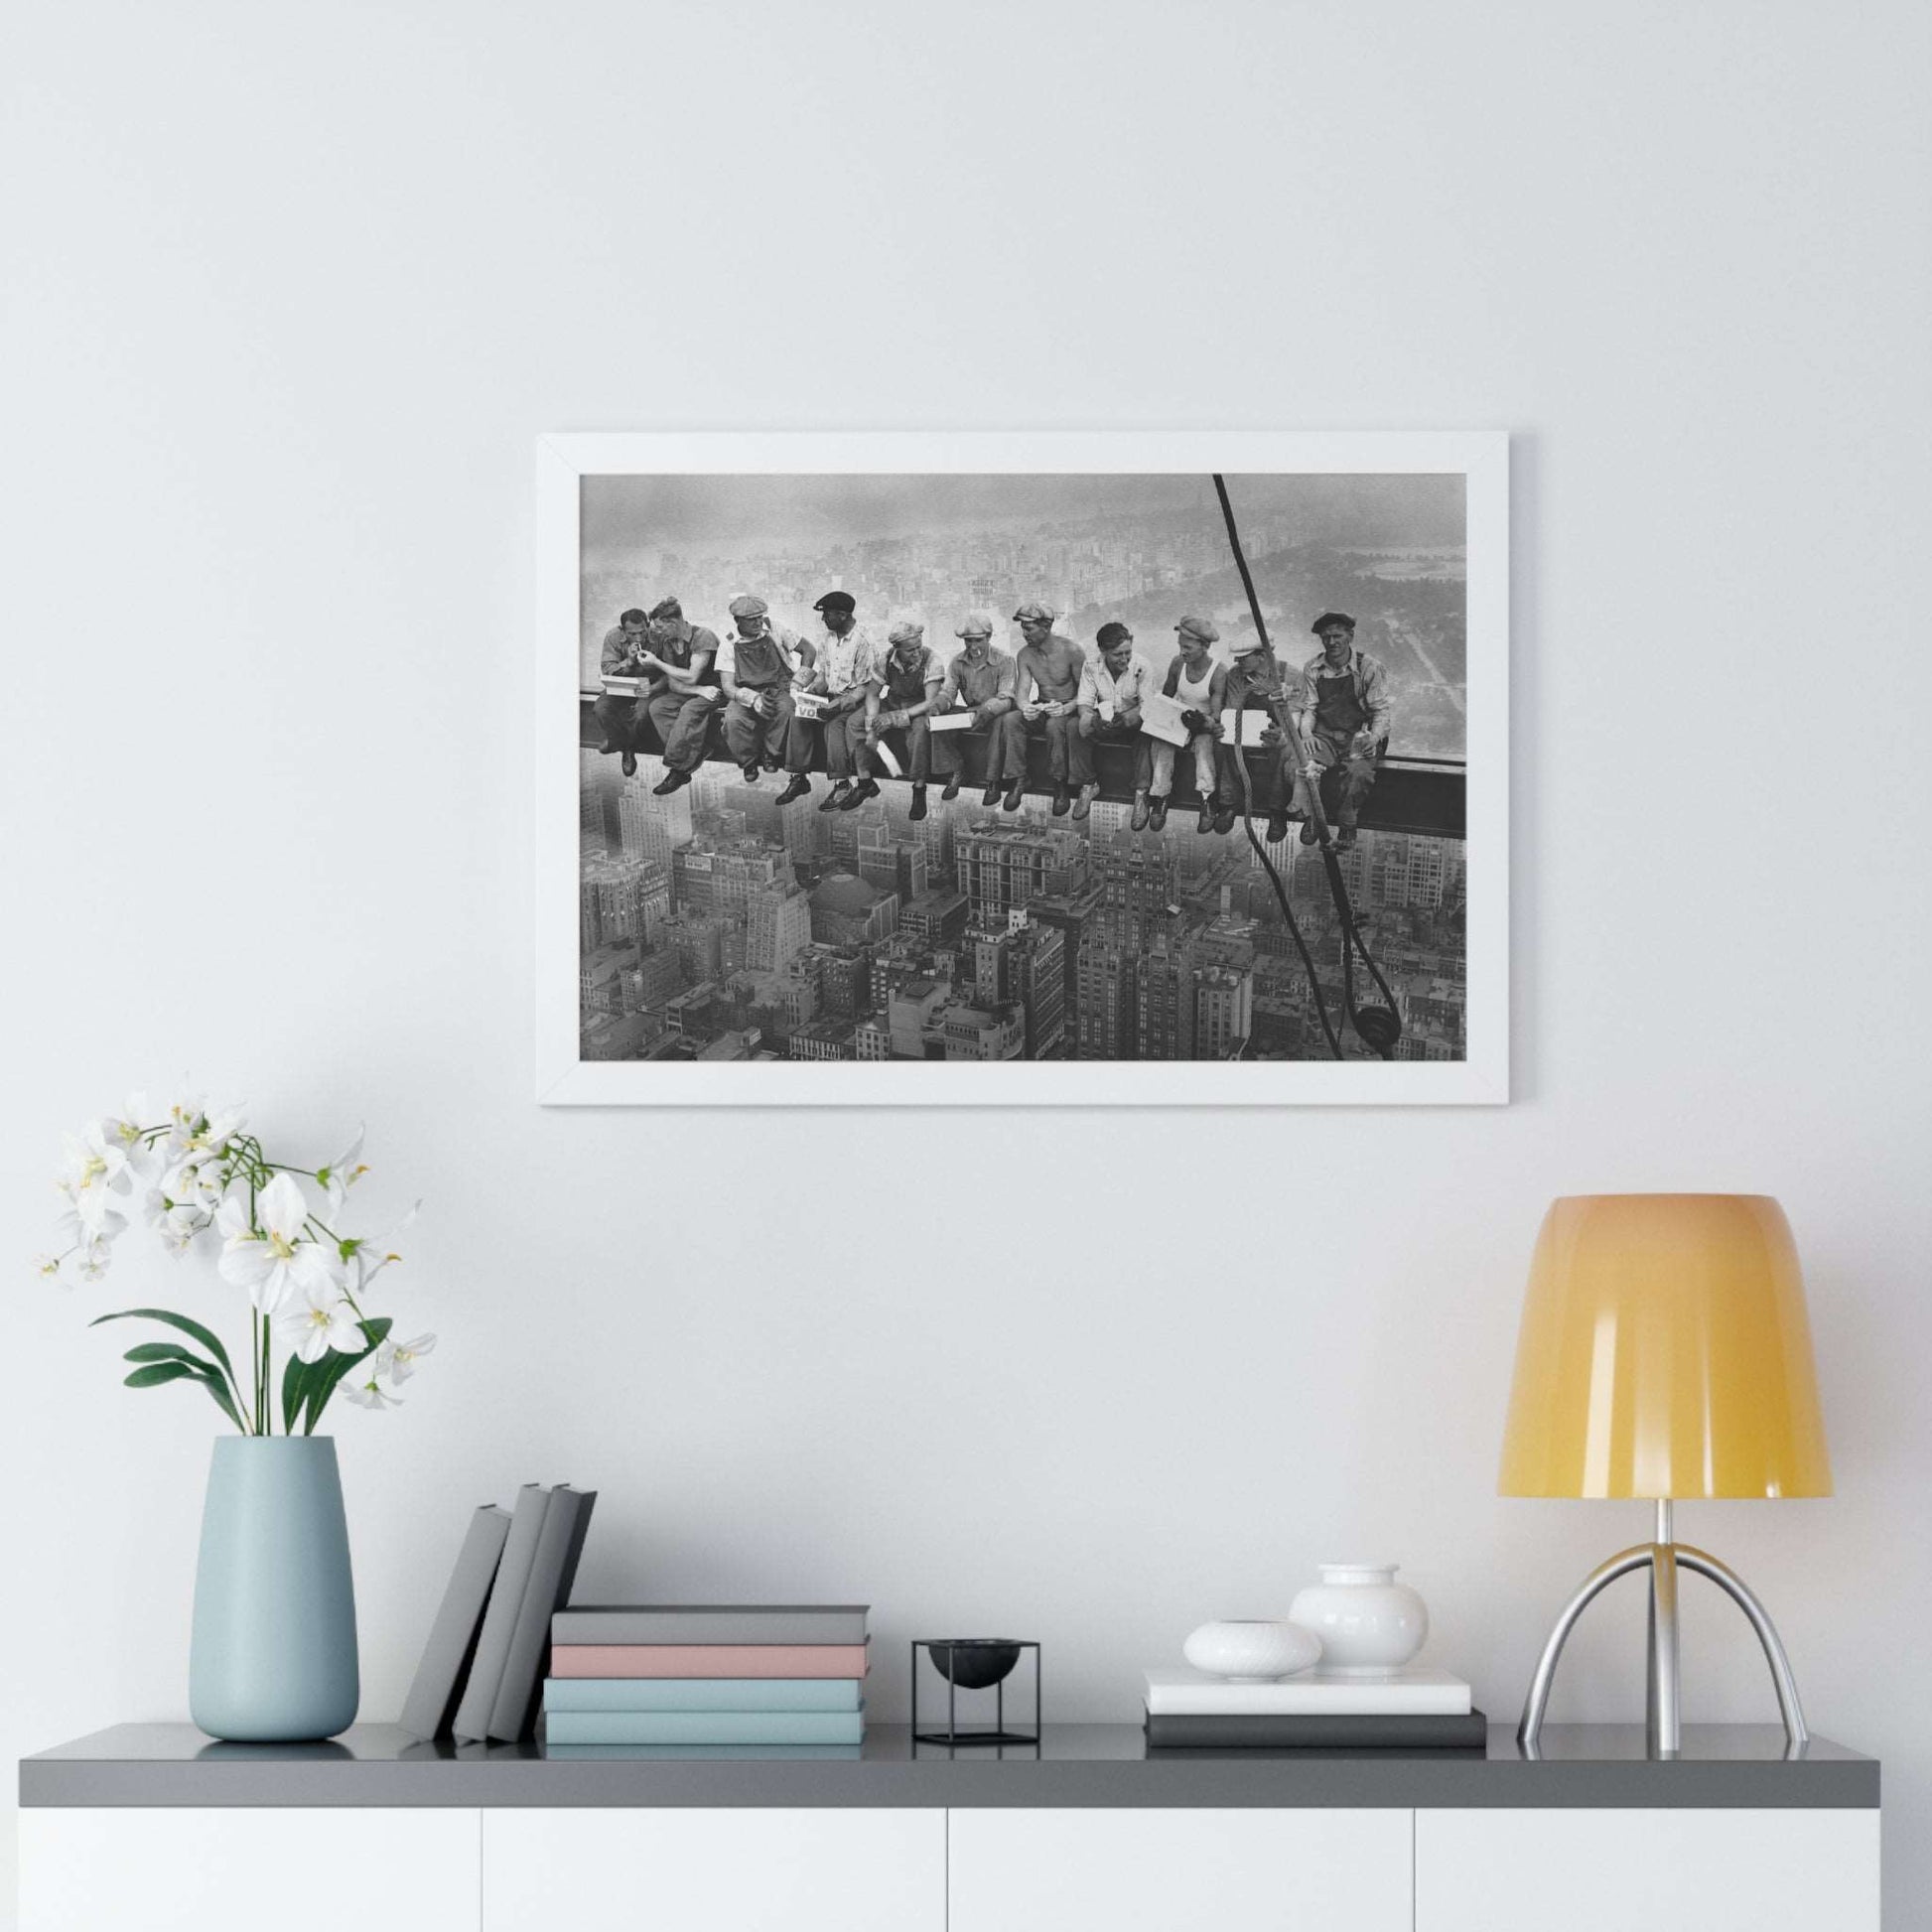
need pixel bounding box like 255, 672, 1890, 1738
542, 1604, 870, 1755
1143, 1666, 1486, 1749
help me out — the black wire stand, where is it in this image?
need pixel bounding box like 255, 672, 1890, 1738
910, 1640, 1040, 1748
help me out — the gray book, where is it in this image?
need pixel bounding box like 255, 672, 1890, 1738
486, 1486, 598, 1741
451, 1484, 552, 1741
551, 1604, 870, 1646
398, 1504, 511, 1740
1144, 1709, 1489, 1750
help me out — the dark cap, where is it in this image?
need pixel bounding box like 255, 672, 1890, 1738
1095, 621, 1133, 649
648, 596, 683, 621
1311, 611, 1356, 634
813, 590, 857, 616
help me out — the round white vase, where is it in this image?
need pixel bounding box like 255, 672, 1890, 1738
1287, 1564, 1428, 1676
1181, 1619, 1322, 1683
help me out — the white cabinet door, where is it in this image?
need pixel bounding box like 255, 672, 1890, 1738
1416, 1807, 1880, 1932
18, 1807, 482, 1932
483, 1808, 945, 1932
947, 1807, 1412, 1932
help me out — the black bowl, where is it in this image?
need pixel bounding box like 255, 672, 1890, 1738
926, 1640, 1023, 1690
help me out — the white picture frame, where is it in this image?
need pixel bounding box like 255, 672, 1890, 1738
537, 430, 1508, 1106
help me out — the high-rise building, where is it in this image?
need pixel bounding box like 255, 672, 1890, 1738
618, 770, 692, 868
857, 825, 929, 904
966, 913, 1065, 1061
661, 913, 730, 985
819, 944, 872, 1020
899, 888, 970, 948
745, 879, 812, 974
579, 855, 670, 954
955, 821, 1088, 924
1028, 885, 1101, 1053
888, 977, 948, 1058
1089, 834, 1178, 940
1075, 937, 1137, 1060
1194, 964, 1255, 1059
1135, 925, 1199, 1061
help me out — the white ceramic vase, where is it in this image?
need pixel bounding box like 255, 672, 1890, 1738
1287, 1564, 1428, 1676
1181, 1619, 1322, 1683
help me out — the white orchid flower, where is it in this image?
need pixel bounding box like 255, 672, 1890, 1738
145, 1188, 210, 1256
61, 1122, 131, 1227
317, 1126, 368, 1217
72, 1237, 112, 1284
33, 1253, 62, 1281
101, 1095, 165, 1178
216, 1173, 342, 1313
166, 1099, 244, 1164
275, 1279, 365, 1364
57, 1187, 126, 1249
338, 1362, 402, 1410
382, 1331, 436, 1383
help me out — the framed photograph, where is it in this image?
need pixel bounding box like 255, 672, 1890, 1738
537, 431, 1507, 1105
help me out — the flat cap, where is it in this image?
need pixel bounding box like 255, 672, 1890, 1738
1311, 611, 1356, 633
813, 590, 857, 616
955, 614, 994, 638
648, 596, 683, 621
1175, 615, 1220, 644
888, 621, 925, 646
1228, 632, 1269, 655
1096, 621, 1134, 649
727, 593, 767, 619
1011, 601, 1054, 624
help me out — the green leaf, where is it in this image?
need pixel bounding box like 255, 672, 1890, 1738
124, 1361, 198, 1389
302, 1316, 392, 1434
123, 1341, 207, 1365
92, 1309, 238, 1386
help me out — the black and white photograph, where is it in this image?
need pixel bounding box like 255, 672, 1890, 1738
538, 432, 1507, 1105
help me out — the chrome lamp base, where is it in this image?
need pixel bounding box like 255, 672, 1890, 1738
1518, 1500, 1809, 1758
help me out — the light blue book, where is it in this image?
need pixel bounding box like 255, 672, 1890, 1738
544, 1677, 864, 1715
543, 1710, 866, 1746
544, 1742, 864, 1760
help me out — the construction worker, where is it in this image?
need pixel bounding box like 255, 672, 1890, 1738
796, 590, 879, 813
717, 594, 812, 798
1214, 628, 1299, 842
1075, 621, 1157, 826
1151, 615, 1228, 833
1012, 601, 1088, 817
634, 597, 722, 796
932, 615, 1027, 813
863, 621, 944, 819
593, 607, 656, 777
1292, 612, 1391, 850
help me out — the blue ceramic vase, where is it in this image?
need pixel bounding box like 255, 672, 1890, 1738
190, 1436, 359, 1741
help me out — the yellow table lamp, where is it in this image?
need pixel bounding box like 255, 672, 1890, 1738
1499, 1194, 1831, 1756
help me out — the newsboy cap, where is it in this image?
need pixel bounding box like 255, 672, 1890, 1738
1228, 632, 1269, 656
813, 590, 857, 616
1311, 611, 1356, 633
1011, 601, 1054, 624
888, 621, 925, 647
727, 593, 767, 620
648, 596, 683, 621
955, 614, 994, 638
1095, 621, 1133, 649
1175, 615, 1220, 644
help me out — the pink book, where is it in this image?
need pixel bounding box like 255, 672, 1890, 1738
550, 1643, 871, 1679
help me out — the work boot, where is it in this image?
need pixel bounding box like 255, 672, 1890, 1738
909, 785, 928, 822
1211, 806, 1236, 836
1150, 796, 1170, 832
1051, 783, 1070, 818
942, 772, 962, 801
776, 772, 811, 806
1070, 783, 1094, 821
981, 779, 1002, 807
1130, 791, 1152, 832
1266, 806, 1290, 843
1300, 820, 1320, 846
1195, 800, 1215, 834
762, 757, 783, 773
1335, 821, 1357, 850
839, 777, 880, 811
740, 759, 762, 784
1002, 778, 1026, 813
653, 768, 691, 796
621, 750, 637, 778
818, 781, 851, 814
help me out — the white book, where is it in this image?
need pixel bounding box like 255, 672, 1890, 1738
1220, 707, 1278, 748
927, 710, 977, 734
1143, 1666, 1472, 1717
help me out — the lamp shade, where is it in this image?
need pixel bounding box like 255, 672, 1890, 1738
1499, 1194, 1832, 1500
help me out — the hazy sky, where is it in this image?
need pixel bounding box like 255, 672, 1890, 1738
581, 473, 1464, 559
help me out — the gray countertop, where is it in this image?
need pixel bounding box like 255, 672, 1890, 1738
20, 1723, 1877, 1810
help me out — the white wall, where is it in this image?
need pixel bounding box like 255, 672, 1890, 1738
3, 0, 1927, 1922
